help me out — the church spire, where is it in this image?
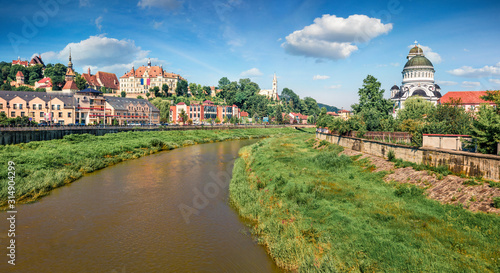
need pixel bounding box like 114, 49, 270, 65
68, 47, 73, 69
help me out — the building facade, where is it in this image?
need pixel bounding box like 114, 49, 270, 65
169, 100, 240, 124
259, 73, 279, 100
0, 90, 159, 125
390, 44, 442, 112
120, 59, 186, 97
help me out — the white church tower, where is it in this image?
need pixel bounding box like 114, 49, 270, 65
258, 73, 279, 100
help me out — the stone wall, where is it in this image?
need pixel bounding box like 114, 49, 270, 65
317, 132, 500, 181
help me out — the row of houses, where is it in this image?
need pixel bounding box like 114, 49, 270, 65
169, 100, 240, 124
0, 89, 160, 125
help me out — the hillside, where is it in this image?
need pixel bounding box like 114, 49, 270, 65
317, 103, 339, 113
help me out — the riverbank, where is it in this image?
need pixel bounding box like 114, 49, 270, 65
0, 127, 311, 207
229, 134, 500, 272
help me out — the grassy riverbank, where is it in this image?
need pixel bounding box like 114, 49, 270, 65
0, 127, 309, 207
229, 134, 500, 272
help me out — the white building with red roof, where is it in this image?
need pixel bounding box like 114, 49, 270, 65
119, 59, 186, 98
35, 77, 53, 91
438, 91, 495, 112
259, 73, 279, 100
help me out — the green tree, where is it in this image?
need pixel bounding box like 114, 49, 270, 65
215, 117, 221, 124
75, 75, 87, 90
150, 98, 171, 122
276, 104, 283, 124
352, 75, 392, 115
202, 86, 212, 96
137, 95, 144, 99
43, 63, 67, 91
470, 104, 500, 154
121, 91, 126, 97
162, 83, 169, 97
146, 92, 151, 99
27, 64, 44, 85
15, 85, 35, 91
397, 97, 435, 121
175, 80, 188, 97
179, 109, 188, 123
218, 77, 230, 90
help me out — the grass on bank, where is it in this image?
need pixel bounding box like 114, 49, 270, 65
0, 127, 309, 207
229, 134, 500, 272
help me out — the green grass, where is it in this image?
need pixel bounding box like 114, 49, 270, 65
392, 158, 452, 176
229, 134, 500, 272
0, 127, 309, 207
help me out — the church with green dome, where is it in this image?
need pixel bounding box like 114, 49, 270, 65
390, 43, 442, 113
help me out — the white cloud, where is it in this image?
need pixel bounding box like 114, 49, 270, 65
462, 81, 481, 88
448, 62, 500, 78
390, 62, 399, 67
138, 0, 182, 10
464, 48, 469, 52
489, 79, 500, 85
153, 21, 164, 29
79, 0, 90, 7
436, 80, 458, 86
41, 35, 153, 75
328, 85, 342, 89
240, 68, 263, 77
277, 38, 282, 42
313, 75, 330, 80
95, 16, 103, 32
282, 14, 392, 60
408, 44, 442, 64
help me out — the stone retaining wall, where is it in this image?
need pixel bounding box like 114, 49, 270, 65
317, 132, 500, 181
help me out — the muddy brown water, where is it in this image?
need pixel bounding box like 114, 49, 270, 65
0, 139, 282, 273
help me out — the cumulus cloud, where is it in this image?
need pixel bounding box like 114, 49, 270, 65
41, 35, 154, 75
138, 0, 182, 10
95, 16, 103, 31
313, 75, 330, 80
462, 81, 481, 88
408, 44, 442, 64
448, 62, 500, 78
436, 80, 458, 86
240, 68, 263, 77
282, 14, 392, 60
328, 85, 342, 89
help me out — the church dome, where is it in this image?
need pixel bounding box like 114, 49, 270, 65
409, 46, 423, 55
411, 89, 428, 97
404, 55, 433, 68
391, 85, 399, 90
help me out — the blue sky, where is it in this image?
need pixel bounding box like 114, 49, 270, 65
1, 0, 500, 109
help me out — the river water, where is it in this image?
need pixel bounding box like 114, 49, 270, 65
0, 139, 282, 273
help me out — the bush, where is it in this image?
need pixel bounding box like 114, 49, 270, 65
493, 197, 500, 208
387, 149, 395, 161
314, 152, 352, 170
394, 184, 425, 198
149, 138, 165, 148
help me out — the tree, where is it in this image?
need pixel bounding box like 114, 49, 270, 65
470, 104, 500, 154
137, 96, 144, 99
481, 90, 500, 113
15, 86, 35, 91
27, 64, 43, 85
179, 109, 188, 124
396, 97, 435, 121
218, 77, 230, 90
146, 92, 151, 98
121, 91, 126, 97
202, 86, 211, 96
149, 86, 160, 97
175, 80, 188, 97
276, 104, 283, 124
43, 63, 67, 91
75, 75, 87, 90
215, 117, 221, 124
161, 84, 169, 97
150, 98, 171, 122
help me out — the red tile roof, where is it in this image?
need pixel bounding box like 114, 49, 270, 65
29, 55, 44, 66
203, 100, 214, 104
12, 59, 29, 66
37, 77, 52, 87
338, 110, 350, 113
439, 91, 493, 104
16, 71, 24, 77
327, 111, 339, 116
240, 111, 249, 117
177, 102, 186, 105
83, 71, 119, 90
62, 80, 78, 90
120, 65, 186, 81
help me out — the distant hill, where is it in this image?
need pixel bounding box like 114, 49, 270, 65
317, 103, 339, 113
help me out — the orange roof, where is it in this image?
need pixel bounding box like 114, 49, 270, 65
16, 71, 24, 77
240, 111, 249, 117
327, 111, 339, 116
66, 67, 75, 76
37, 77, 52, 87
338, 109, 350, 113
12, 59, 29, 66
120, 65, 185, 81
439, 91, 494, 104
62, 80, 78, 90
177, 102, 186, 105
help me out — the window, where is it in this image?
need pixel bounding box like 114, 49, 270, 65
31, 112, 35, 117
20, 112, 25, 117
32, 104, 36, 109
40, 112, 44, 117
19, 104, 23, 109
51, 105, 55, 110
0, 103, 3, 109
13, 104, 17, 109
11, 112, 15, 117
59, 112, 63, 118
39, 104, 42, 109
68, 112, 71, 118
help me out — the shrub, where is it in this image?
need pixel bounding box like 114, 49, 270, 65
149, 138, 165, 148
394, 184, 425, 198
314, 152, 352, 170
387, 149, 396, 162
493, 197, 500, 208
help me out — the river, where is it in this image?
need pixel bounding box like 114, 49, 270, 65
0, 139, 282, 273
